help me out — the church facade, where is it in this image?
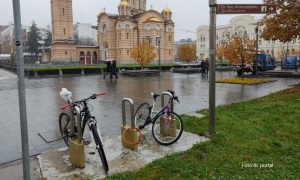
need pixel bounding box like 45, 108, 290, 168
49, 0, 175, 64
97, 0, 174, 64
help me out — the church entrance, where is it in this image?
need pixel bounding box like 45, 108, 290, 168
79, 51, 85, 64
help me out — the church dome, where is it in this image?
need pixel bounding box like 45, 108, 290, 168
162, 7, 172, 13
98, 9, 106, 16
119, 1, 130, 7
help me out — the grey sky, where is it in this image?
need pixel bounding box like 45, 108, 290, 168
0, 0, 263, 40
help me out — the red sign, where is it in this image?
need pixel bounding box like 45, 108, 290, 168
216, 4, 276, 14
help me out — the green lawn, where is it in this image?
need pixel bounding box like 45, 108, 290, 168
108, 86, 300, 179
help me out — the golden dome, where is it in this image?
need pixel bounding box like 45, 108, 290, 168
98, 9, 106, 16
162, 7, 172, 13
119, 1, 129, 7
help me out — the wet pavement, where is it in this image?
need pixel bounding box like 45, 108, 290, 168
0, 70, 300, 164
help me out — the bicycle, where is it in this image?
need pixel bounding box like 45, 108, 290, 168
58, 88, 109, 173
134, 90, 183, 145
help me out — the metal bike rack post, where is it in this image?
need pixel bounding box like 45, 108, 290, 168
161, 91, 174, 111
122, 98, 135, 128
121, 98, 138, 150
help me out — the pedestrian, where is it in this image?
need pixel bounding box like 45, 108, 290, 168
103, 60, 111, 78
204, 59, 209, 74
200, 60, 205, 73
110, 60, 118, 79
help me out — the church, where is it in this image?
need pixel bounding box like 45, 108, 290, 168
49, 0, 175, 64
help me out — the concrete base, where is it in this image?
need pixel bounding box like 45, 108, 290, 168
69, 139, 85, 168
38, 130, 208, 179
121, 126, 139, 150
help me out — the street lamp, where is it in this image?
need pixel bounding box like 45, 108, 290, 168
156, 36, 161, 71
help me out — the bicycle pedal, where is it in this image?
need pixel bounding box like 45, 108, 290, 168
88, 152, 95, 155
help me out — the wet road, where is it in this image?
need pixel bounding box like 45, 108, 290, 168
0, 71, 299, 164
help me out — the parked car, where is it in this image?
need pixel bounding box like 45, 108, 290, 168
281, 56, 300, 69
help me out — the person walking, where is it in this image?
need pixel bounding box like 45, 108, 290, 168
200, 60, 205, 73
103, 60, 111, 78
110, 60, 118, 79
204, 59, 209, 74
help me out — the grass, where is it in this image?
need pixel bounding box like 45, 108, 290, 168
108, 85, 300, 179
216, 77, 274, 85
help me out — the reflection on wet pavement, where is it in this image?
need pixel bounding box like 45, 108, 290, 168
0, 71, 299, 164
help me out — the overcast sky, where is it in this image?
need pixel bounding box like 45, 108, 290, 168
0, 0, 263, 40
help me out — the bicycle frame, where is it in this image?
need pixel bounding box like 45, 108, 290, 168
148, 96, 173, 123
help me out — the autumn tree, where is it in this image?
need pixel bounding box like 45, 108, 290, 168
216, 42, 226, 60
130, 43, 156, 69
178, 44, 197, 62
223, 34, 256, 76
260, 0, 300, 43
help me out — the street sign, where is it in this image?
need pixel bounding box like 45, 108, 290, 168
216, 4, 276, 14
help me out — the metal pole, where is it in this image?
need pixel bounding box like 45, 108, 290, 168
12, 0, 30, 179
208, 0, 216, 135
255, 26, 259, 77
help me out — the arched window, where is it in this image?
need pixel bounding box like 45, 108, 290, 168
125, 24, 130, 30
102, 24, 107, 32
156, 24, 161, 30
168, 28, 172, 32
126, 33, 129, 39
146, 24, 151, 31
63, 28, 66, 35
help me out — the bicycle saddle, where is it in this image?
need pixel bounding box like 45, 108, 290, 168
151, 92, 160, 100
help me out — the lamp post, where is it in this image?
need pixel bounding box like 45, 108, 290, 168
156, 36, 161, 71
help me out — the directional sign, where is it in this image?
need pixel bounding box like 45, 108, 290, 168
216, 4, 276, 14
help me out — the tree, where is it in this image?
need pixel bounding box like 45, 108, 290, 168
260, 0, 300, 43
28, 21, 41, 57
43, 24, 52, 47
130, 43, 156, 69
223, 34, 256, 76
216, 42, 226, 60
178, 44, 197, 62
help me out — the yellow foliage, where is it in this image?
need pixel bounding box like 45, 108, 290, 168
217, 78, 273, 85
178, 44, 197, 62
130, 43, 156, 68
222, 35, 256, 65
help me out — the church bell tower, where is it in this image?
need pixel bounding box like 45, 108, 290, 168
50, 0, 76, 62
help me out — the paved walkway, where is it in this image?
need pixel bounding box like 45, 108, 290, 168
0, 68, 16, 80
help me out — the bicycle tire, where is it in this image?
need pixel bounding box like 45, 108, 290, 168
152, 111, 183, 146
134, 103, 150, 129
59, 112, 72, 147
90, 124, 109, 173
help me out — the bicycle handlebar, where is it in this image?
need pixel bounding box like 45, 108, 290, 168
167, 89, 180, 103
60, 92, 105, 111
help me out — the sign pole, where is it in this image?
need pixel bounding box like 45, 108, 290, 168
209, 0, 216, 135
12, 0, 30, 179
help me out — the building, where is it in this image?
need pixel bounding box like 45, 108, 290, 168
196, 15, 300, 61
97, 0, 175, 64
0, 24, 30, 54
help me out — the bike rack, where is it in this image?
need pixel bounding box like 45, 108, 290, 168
161, 91, 174, 111
121, 98, 139, 150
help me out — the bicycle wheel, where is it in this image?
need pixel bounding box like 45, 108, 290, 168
90, 124, 109, 173
152, 112, 183, 146
134, 103, 150, 129
59, 113, 72, 147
